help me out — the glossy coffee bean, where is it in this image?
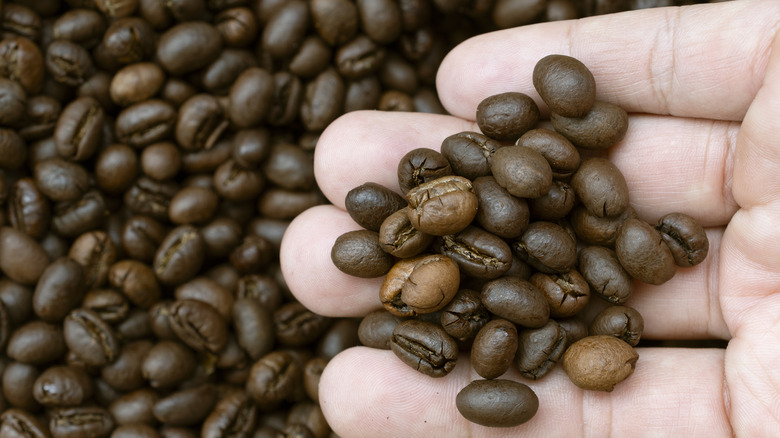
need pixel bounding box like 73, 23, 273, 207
481, 276, 549, 328
344, 75, 381, 112
0, 78, 26, 127
578, 245, 634, 304
54, 96, 104, 161
310, 0, 359, 46
493, 0, 546, 28
490, 145, 552, 199
476, 92, 539, 142
8, 177, 50, 239
262, 142, 315, 190
3, 361, 41, 411
357, 309, 403, 349
551, 100, 628, 150
262, 0, 309, 58
533, 54, 596, 117
154, 225, 205, 286
20, 95, 61, 141
530, 270, 590, 318
232, 298, 274, 360
357, 0, 402, 44
472, 176, 529, 239
436, 226, 512, 280
33, 365, 93, 407
168, 299, 228, 354
115, 99, 177, 148
228, 67, 274, 128
290, 36, 332, 78
110, 62, 165, 106
45, 40, 94, 87
345, 182, 406, 232
380, 254, 459, 316
515, 320, 567, 380
246, 351, 301, 409
94, 144, 138, 194
656, 212, 709, 267
0, 129, 27, 170
390, 319, 458, 377
528, 180, 576, 220
0, 36, 44, 94
157, 22, 223, 75
616, 218, 676, 285
456, 379, 538, 427
335, 35, 386, 79
562, 335, 638, 391
0, 226, 50, 285
50, 190, 107, 238
34, 157, 89, 203
589, 305, 644, 346
517, 128, 580, 179
0, 409, 50, 437
109, 387, 159, 425
232, 128, 271, 169
142, 340, 197, 389
69, 231, 116, 290
63, 308, 120, 367
406, 175, 477, 236
48, 406, 115, 438
202, 390, 257, 437
440, 288, 490, 340
100, 340, 153, 392
6, 320, 65, 364
108, 259, 162, 308
213, 159, 265, 202
32, 257, 85, 322
471, 319, 518, 379
0, 278, 34, 328
513, 221, 576, 274
52, 9, 107, 48
397, 147, 453, 195
154, 384, 217, 426
176, 94, 228, 151
301, 67, 345, 131
274, 301, 331, 347
377, 207, 434, 258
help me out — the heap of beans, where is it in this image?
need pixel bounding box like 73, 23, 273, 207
332, 54, 709, 428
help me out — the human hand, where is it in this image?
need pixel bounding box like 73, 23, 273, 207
280, 0, 780, 435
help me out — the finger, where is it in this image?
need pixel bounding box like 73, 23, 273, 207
320, 347, 730, 438
281, 201, 728, 340
315, 111, 738, 227
437, 0, 778, 122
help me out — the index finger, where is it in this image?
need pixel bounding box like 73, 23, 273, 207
437, 0, 778, 121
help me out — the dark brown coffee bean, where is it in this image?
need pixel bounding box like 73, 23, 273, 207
571, 157, 630, 218
490, 145, 552, 199
301, 68, 345, 131
119, 215, 165, 263
246, 351, 301, 409
274, 301, 331, 347
471, 319, 518, 379
215, 7, 258, 47
52, 9, 107, 48
439, 288, 490, 340
557, 316, 588, 347
456, 379, 538, 427
45, 40, 93, 87
289, 35, 332, 78
64, 308, 120, 367
115, 99, 177, 148
228, 234, 274, 274
378, 89, 415, 112
94, 144, 138, 194
154, 384, 216, 426
3, 362, 41, 411
380, 254, 460, 316
530, 270, 590, 318
108, 387, 159, 426
472, 176, 529, 239
0, 129, 27, 171
515, 319, 567, 380
168, 299, 228, 354
81, 289, 128, 324
656, 212, 709, 267
262, 0, 309, 58
202, 390, 257, 437
263, 142, 315, 191
344, 75, 381, 112
175, 93, 228, 151
257, 188, 325, 220
0, 409, 50, 438
198, 49, 258, 93
213, 159, 265, 202
174, 276, 234, 322
2, 4, 42, 41
112, 424, 160, 438
406, 175, 477, 236
228, 67, 274, 128
377, 207, 434, 258
528, 180, 575, 220
562, 335, 638, 391
0, 77, 26, 128
0, 226, 50, 285
32, 257, 84, 322
50, 190, 107, 238
8, 177, 50, 239
533, 54, 596, 117
616, 217, 676, 285
124, 177, 178, 222
154, 225, 205, 286
547, 0, 578, 20
551, 100, 628, 150
34, 157, 89, 203
436, 226, 512, 280
345, 183, 406, 232
335, 35, 386, 79
357, 309, 403, 349
142, 340, 197, 388
7, 320, 65, 364
310, 0, 358, 46
19, 95, 61, 141
476, 92, 539, 142
231, 128, 270, 170
68, 230, 116, 290
570, 204, 637, 247
481, 276, 549, 328
0, 278, 33, 328
108, 259, 161, 308
110, 62, 165, 107
157, 21, 223, 76
33, 365, 93, 407
578, 245, 634, 304
513, 221, 576, 274
390, 319, 457, 377
589, 305, 644, 346
517, 128, 580, 180
438, 132, 499, 181
492, 0, 545, 28
53, 96, 103, 161
396, 147, 453, 195
317, 318, 360, 360
99, 340, 153, 392
167, 186, 218, 225
49, 406, 115, 438
232, 298, 274, 360
0, 36, 44, 94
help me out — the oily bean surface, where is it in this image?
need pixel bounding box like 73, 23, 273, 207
456, 379, 539, 428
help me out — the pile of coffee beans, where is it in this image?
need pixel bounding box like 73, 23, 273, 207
333, 54, 709, 428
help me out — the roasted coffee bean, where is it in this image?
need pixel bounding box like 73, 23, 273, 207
0, 226, 50, 285
289, 36, 332, 78
100, 340, 153, 392
439, 132, 499, 182
109, 259, 162, 308
551, 100, 629, 150
0, 409, 50, 438
232, 297, 275, 360
380, 254, 459, 316
54, 96, 103, 161
533, 54, 596, 117
95, 0, 139, 18
8, 177, 50, 239
492, 0, 546, 28
213, 159, 265, 202
562, 335, 638, 391
50, 190, 107, 238
301, 67, 345, 131
68, 230, 116, 290
481, 276, 549, 328
77, 71, 115, 114
0, 129, 27, 170
0, 36, 45, 94
231, 128, 270, 170
578, 245, 634, 304
168, 299, 228, 354
109, 387, 159, 425
476, 92, 539, 142
32, 257, 85, 322
228, 67, 274, 128
274, 301, 331, 347
303, 357, 327, 402
546, 0, 579, 21
20, 95, 61, 141
357, 309, 403, 350
379, 53, 418, 94
215, 7, 258, 47
110, 62, 165, 106
571, 157, 630, 218
0, 78, 26, 128
246, 351, 302, 409
63, 308, 120, 366
316, 318, 360, 360
48, 406, 115, 438
472, 176, 529, 239
344, 75, 382, 112
154, 225, 205, 286
263, 142, 315, 191
268, 71, 304, 126
397, 147, 453, 195
200, 217, 242, 260
202, 390, 257, 437
378, 207, 434, 258
154, 384, 217, 426
490, 145, 552, 199
656, 212, 709, 267
310, 0, 359, 46
439, 288, 490, 340
82, 289, 128, 323
143, 300, 175, 339
121, 216, 165, 263
7, 320, 65, 364
406, 175, 477, 236
33, 365, 93, 407
229, 234, 274, 273
262, 0, 309, 58
530, 270, 590, 318
258, 188, 325, 220
557, 316, 588, 347
345, 182, 406, 232
528, 180, 575, 220
471, 319, 518, 379
142, 340, 197, 388
515, 319, 567, 380
112, 424, 160, 438
2, 4, 42, 41
589, 305, 644, 346
94, 144, 138, 194
616, 217, 676, 285
236, 274, 282, 311
513, 221, 576, 274
176, 93, 228, 151
378, 89, 415, 111
115, 99, 177, 148
52, 9, 107, 48
157, 21, 223, 75
175, 276, 234, 321
34, 157, 90, 203
45, 40, 94, 87
197, 48, 258, 93
456, 379, 538, 427
390, 319, 458, 377
436, 226, 512, 280
0, 278, 33, 328
357, 0, 402, 44
517, 128, 580, 180
3, 361, 41, 411
124, 177, 178, 222
168, 186, 219, 225
570, 204, 637, 247
335, 35, 386, 79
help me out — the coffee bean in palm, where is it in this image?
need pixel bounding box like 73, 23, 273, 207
589, 305, 644, 346
405, 175, 478, 236
456, 379, 538, 428
513, 221, 576, 274
380, 254, 459, 316
570, 204, 637, 247
656, 212, 709, 267
516, 128, 581, 179
476, 92, 539, 142
481, 276, 549, 328
435, 225, 512, 280
530, 270, 590, 318
562, 335, 638, 392
397, 147, 453, 194
439, 288, 490, 340
390, 319, 458, 377
345, 182, 407, 232
557, 316, 588, 347
515, 319, 567, 380
472, 176, 529, 239
490, 145, 552, 199
528, 180, 576, 221
533, 54, 596, 118
615, 217, 676, 285
357, 309, 403, 349
571, 157, 630, 218
438, 132, 500, 181
471, 319, 518, 379
578, 245, 634, 304
377, 207, 434, 258
551, 100, 628, 150
331, 229, 395, 278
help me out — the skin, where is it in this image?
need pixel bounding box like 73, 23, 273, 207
280, 0, 780, 436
